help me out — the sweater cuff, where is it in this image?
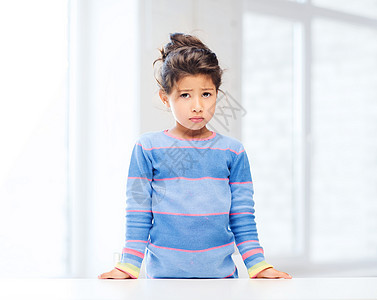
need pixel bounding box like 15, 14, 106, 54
248, 261, 274, 278
115, 262, 140, 279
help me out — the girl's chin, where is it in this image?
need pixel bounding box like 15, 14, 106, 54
184, 124, 208, 132
176, 121, 207, 131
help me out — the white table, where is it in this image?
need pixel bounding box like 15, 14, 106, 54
1, 278, 376, 300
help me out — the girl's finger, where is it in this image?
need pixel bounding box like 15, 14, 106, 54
278, 271, 292, 279
98, 272, 111, 279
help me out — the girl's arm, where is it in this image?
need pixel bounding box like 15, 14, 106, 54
228, 147, 291, 279
108, 140, 154, 279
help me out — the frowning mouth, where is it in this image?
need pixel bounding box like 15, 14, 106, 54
189, 117, 204, 123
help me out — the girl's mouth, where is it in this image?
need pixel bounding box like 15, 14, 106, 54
190, 118, 204, 123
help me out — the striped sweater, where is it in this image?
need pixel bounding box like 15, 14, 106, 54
115, 129, 273, 279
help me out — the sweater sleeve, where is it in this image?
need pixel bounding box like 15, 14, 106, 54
228, 147, 273, 278
115, 141, 153, 279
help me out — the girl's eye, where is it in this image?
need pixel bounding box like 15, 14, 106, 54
180, 93, 190, 99
203, 92, 211, 98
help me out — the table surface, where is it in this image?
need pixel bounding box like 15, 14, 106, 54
1, 277, 377, 300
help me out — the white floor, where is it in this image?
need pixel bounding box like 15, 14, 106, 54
1, 278, 376, 300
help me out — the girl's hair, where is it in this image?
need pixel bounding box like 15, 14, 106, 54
153, 33, 223, 95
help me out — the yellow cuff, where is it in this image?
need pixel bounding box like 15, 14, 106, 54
115, 262, 140, 279
248, 261, 274, 278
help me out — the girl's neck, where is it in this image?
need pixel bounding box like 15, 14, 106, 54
167, 124, 213, 140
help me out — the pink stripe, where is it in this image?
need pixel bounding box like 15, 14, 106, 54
126, 240, 148, 243
236, 240, 259, 247
242, 248, 264, 260
153, 211, 228, 216
149, 242, 234, 253
128, 210, 252, 216
128, 176, 152, 181
218, 148, 244, 155
164, 129, 216, 141
122, 248, 145, 259
145, 271, 155, 279
224, 266, 237, 278
154, 176, 228, 181
230, 212, 254, 215
136, 143, 245, 155
229, 181, 253, 184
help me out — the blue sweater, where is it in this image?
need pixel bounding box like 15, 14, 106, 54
115, 129, 273, 279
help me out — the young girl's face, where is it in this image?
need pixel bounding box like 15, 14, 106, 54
159, 74, 217, 134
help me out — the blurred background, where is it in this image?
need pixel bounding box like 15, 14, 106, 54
0, 0, 377, 278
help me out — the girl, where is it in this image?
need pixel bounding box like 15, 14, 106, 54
99, 33, 292, 279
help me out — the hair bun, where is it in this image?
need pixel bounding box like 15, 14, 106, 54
160, 33, 210, 62
168, 33, 208, 50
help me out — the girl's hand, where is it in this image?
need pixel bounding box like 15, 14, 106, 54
98, 268, 132, 279
256, 267, 292, 279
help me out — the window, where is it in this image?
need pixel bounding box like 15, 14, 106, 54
0, 0, 69, 277
311, 18, 377, 263
242, 13, 296, 257
242, 0, 377, 275
0, 0, 139, 278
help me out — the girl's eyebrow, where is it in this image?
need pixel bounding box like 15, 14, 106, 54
178, 88, 215, 92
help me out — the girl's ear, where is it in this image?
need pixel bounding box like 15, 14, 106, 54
159, 89, 170, 108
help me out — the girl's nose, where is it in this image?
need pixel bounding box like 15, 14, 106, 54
192, 97, 203, 112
